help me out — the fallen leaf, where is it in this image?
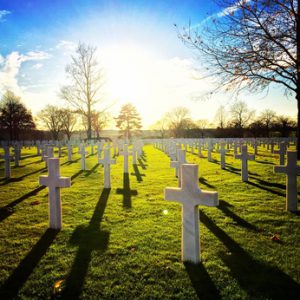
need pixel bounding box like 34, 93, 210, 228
271, 234, 281, 242
30, 201, 40, 206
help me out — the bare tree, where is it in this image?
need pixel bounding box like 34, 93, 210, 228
196, 119, 209, 138
178, 0, 300, 157
60, 42, 105, 139
61, 108, 77, 140
259, 109, 277, 137
91, 110, 111, 138
150, 117, 170, 138
229, 100, 255, 129
38, 105, 64, 140
214, 105, 227, 129
165, 106, 193, 138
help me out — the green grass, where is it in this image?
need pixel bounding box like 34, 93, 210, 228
0, 144, 299, 299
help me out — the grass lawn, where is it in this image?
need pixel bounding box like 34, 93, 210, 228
0, 143, 300, 299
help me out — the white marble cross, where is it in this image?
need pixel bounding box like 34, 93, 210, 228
274, 142, 286, 165
170, 149, 187, 186
58, 143, 63, 157
219, 143, 227, 169
67, 144, 73, 162
132, 145, 137, 164
39, 158, 71, 229
13, 144, 21, 167
207, 142, 213, 162
2, 146, 11, 178
235, 145, 255, 182
90, 141, 95, 155
97, 141, 104, 160
165, 164, 218, 263
121, 144, 131, 173
198, 143, 204, 158
43, 146, 54, 168
274, 151, 300, 211
78, 144, 88, 170
98, 148, 116, 188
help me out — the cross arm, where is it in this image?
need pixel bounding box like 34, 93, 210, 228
57, 177, 71, 188
164, 187, 184, 204
39, 175, 48, 186
199, 190, 218, 207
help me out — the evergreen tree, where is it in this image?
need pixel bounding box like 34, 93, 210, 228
115, 103, 142, 140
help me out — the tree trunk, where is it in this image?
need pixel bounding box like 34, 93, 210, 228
297, 0, 300, 159
297, 94, 300, 159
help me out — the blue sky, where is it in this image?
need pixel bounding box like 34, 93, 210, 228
0, 0, 297, 128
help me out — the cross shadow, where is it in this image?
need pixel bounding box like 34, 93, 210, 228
200, 211, 300, 299
184, 262, 221, 299
255, 160, 275, 165
71, 170, 84, 182
137, 158, 148, 170
223, 165, 240, 175
140, 151, 147, 162
131, 164, 145, 182
21, 159, 43, 167
20, 154, 38, 160
116, 173, 138, 208
218, 200, 260, 232
0, 167, 46, 186
0, 186, 46, 222
61, 188, 110, 299
61, 157, 81, 166
84, 163, 100, 177
245, 181, 286, 197
0, 228, 59, 299
199, 177, 215, 189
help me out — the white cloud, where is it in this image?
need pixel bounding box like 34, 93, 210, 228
0, 10, 11, 22
0, 50, 51, 95
32, 63, 43, 70
56, 40, 77, 53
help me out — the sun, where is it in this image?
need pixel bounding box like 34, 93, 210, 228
101, 45, 152, 106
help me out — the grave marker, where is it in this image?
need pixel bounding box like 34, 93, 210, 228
39, 158, 71, 229
165, 164, 218, 263
274, 151, 300, 211
98, 148, 116, 188
235, 145, 255, 182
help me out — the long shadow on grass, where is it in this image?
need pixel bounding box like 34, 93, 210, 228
0, 167, 46, 185
131, 164, 145, 182
61, 188, 110, 299
199, 177, 215, 189
218, 200, 260, 232
116, 173, 138, 208
21, 159, 43, 167
71, 170, 84, 182
223, 165, 240, 176
137, 158, 148, 170
184, 262, 221, 299
245, 181, 286, 197
0, 186, 46, 222
140, 151, 147, 162
84, 163, 100, 177
200, 211, 300, 299
61, 157, 81, 166
0, 229, 58, 299
255, 160, 275, 165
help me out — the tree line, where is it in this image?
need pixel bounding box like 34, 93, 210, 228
151, 101, 296, 138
